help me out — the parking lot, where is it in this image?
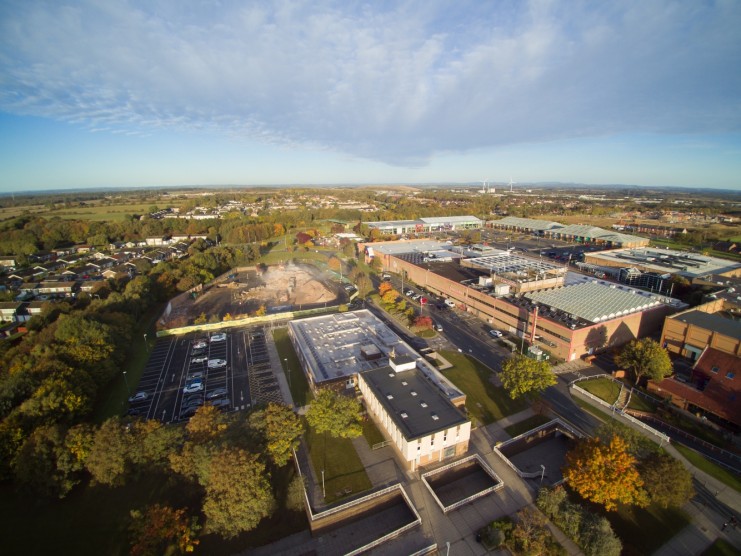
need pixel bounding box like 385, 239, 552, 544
126, 326, 281, 423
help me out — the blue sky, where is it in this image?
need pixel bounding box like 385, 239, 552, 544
1, 0, 740, 192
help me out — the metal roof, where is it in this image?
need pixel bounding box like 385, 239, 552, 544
419, 215, 482, 224
525, 281, 662, 323
491, 216, 563, 231
674, 310, 741, 339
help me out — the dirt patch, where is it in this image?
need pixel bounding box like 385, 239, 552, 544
163, 262, 340, 327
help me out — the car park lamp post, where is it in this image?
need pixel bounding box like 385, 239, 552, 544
122, 370, 130, 394
284, 358, 291, 388
540, 464, 546, 484
321, 469, 325, 499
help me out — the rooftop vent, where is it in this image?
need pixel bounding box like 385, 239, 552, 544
431, 413, 439, 421
420, 401, 428, 408
386, 394, 394, 400
401, 412, 408, 419
411, 391, 417, 396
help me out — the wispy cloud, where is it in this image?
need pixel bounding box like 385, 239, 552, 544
1, 0, 739, 166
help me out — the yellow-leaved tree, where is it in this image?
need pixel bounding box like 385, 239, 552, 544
563, 434, 649, 511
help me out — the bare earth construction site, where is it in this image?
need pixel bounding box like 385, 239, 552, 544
163, 262, 340, 326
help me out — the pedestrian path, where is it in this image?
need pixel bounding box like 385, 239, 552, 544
264, 330, 294, 407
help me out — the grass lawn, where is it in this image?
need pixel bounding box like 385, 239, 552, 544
272, 328, 313, 407
305, 425, 372, 504
92, 303, 164, 423
577, 377, 621, 405
416, 328, 437, 338
362, 418, 386, 448
439, 350, 528, 425
627, 392, 657, 413
702, 539, 739, 556
504, 414, 552, 438
674, 444, 741, 493
606, 502, 690, 556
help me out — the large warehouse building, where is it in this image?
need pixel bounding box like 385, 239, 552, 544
363, 240, 686, 361
366, 216, 482, 236
288, 310, 471, 470
489, 216, 649, 248
584, 247, 741, 280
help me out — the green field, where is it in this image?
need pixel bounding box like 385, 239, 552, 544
305, 424, 372, 504
607, 502, 690, 556
273, 328, 313, 407
362, 418, 386, 448
439, 350, 528, 425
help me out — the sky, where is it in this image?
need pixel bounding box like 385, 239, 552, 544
1, 0, 740, 192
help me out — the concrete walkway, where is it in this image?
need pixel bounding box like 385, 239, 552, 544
264, 329, 294, 407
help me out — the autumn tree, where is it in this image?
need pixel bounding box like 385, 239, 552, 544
500, 355, 556, 401
249, 403, 304, 467
202, 448, 275, 538
306, 389, 363, 439
377, 281, 393, 296
563, 435, 649, 511
615, 338, 673, 385
186, 405, 228, 444
85, 417, 132, 486
639, 452, 694, 508
413, 315, 433, 330
129, 504, 200, 556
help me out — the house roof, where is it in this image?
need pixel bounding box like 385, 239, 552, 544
653, 348, 741, 426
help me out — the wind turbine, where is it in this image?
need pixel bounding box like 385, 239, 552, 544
508, 177, 516, 193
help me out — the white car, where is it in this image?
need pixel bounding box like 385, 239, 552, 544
207, 359, 227, 369
183, 380, 204, 394
191, 356, 207, 364
489, 329, 503, 338
128, 391, 148, 403
444, 299, 456, 308
434, 323, 443, 332
210, 333, 227, 343
192, 340, 207, 349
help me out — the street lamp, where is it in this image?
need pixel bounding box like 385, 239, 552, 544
540, 464, 546, 484
284, 358, 291, 387
122, 370, 130, 394
321, 469, 326, 498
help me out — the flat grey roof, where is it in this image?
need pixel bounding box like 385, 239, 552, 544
367, 220, 422, 228
368, 240, 450, 256
587, 247, 741, 278
361, 366, 468, 440
674, 310, 741, 339
491, 216, 563, 231
466, 252, 565, 277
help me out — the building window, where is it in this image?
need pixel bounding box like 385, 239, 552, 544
711, 366, 719, 374
727, 372, 735, 379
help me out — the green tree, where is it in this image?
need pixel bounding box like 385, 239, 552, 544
249, 403, 304, 467
202, 448, 275, 538
12, 424, 71, 497
85, 417, 132, 486
615, 338, 673, 385
305, 389, 363, 439
500, 355, 556, 400
563, 435, 649, 512
639, 452, 694, 508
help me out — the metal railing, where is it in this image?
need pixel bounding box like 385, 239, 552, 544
421, 454, 504, 513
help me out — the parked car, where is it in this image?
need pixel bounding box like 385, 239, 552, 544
209, 398, 230, 410
182, 397, 204, 409
489, 329, 503, 338
434, 322, 443, 332
183, 394, 204, 405
183, 380, 204, 394
128, 391, 148, 403
406, 290, 415, 296
192, 340, 207, 349
207, 359, 227, 369
444, 299, 456, 308
206, 388, 228, 400
186, 371, 205, 381
191, 356, 207, 364
210, 333, 227, 343
179, 406, 199, 419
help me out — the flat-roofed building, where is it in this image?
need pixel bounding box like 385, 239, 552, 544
359, 355, 471, 471
660, 299, 741, 360
289, 310, 470, 470
366, 215, 482, 236
585, 247, 741, 280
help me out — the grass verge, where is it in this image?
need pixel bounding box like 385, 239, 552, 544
504, 414, 552, 438
272, 328, 313, 407
577, 377, 621, 405
362, 418, 386, 448
606, 502, 690, 556
674, 444, 741, 493
440, 350, 528, 425
305, 425, 372, 504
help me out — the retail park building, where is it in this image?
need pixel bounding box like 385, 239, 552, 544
359, 238, 687, 361
288, 310, 471, 470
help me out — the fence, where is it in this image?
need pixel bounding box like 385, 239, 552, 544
569, 381, 671, 445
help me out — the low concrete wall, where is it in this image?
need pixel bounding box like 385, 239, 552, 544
421, 454, 504, 513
